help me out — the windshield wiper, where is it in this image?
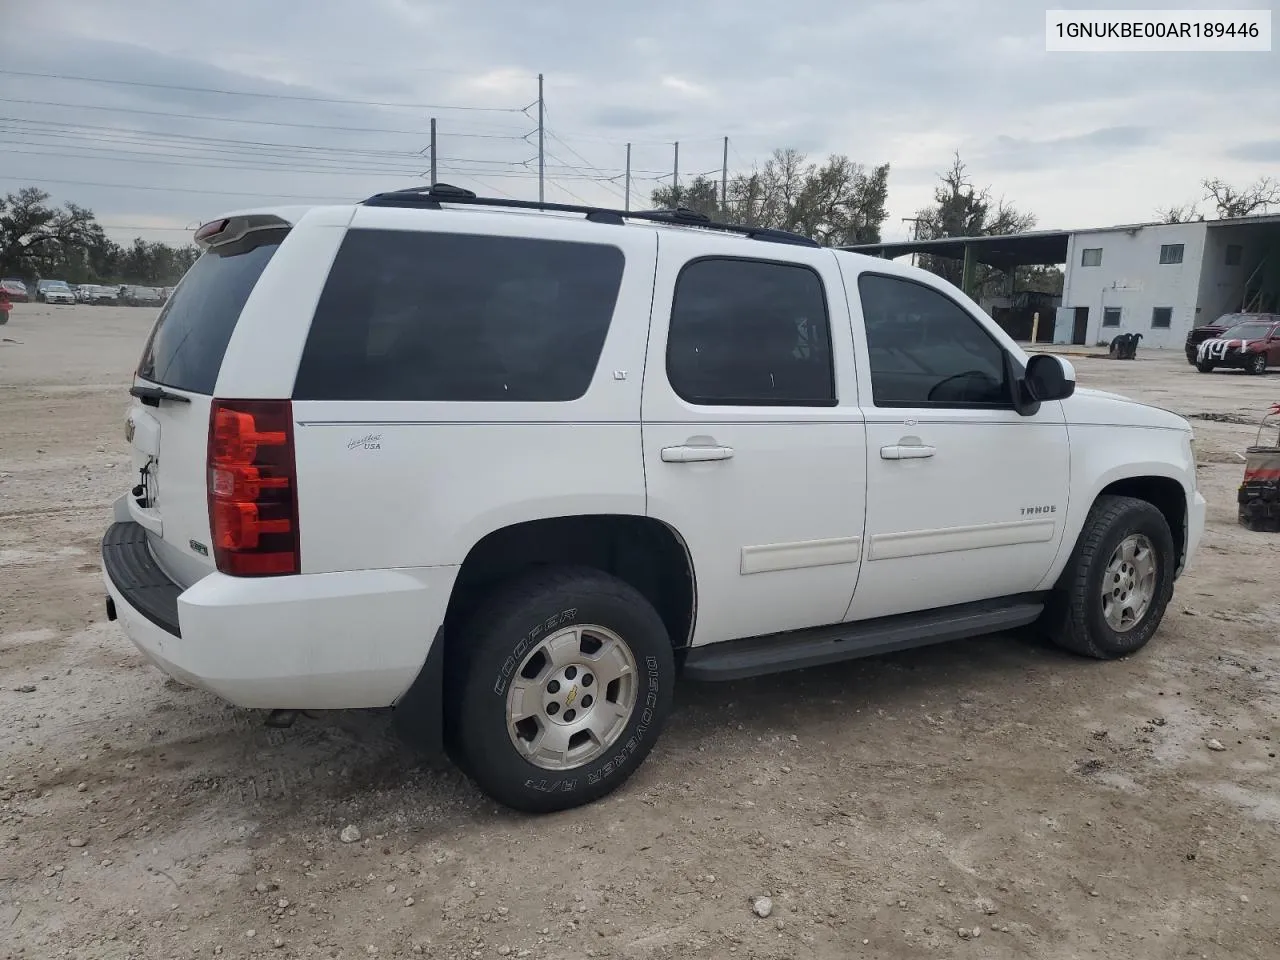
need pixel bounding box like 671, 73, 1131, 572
129, 384, 191, 405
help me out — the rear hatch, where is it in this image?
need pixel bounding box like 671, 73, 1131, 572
126, 220, 290, 588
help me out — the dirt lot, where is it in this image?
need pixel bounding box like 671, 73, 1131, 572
2, 302, 1278, 960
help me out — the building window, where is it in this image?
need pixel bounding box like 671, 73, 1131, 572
1151, 307, 1173, 329
1159, 243, 1184, 265
1102, 307, 1121, 327
1081, 247, 1102, 267
1225, 243, 1243, 266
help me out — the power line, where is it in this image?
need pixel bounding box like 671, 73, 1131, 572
0, 175, 353, 202
0, 69, 525, 113
0, 113, 524, 147
0, 97, 526, 137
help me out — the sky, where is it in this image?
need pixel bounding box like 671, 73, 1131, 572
1, 0, 1276, 246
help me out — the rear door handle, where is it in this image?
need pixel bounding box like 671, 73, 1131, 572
880, 443, 935, 460
661, 444, 735, 463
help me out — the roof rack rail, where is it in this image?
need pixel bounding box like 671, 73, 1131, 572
360, 183, 820, 248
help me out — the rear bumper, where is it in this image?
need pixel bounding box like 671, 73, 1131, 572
102, 517, 458, 710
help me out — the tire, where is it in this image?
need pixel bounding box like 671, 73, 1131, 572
1041, 495, 1176, 659
1249, 353, 1267, 375
1195, 361, 1215, 373
445, 566, 675, 813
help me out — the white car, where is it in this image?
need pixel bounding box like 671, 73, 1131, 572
102, 185, 1206, 813
38, 280, 76, 304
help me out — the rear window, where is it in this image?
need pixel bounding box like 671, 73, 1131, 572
292, 229, 625, 402
136, 228, 287, 394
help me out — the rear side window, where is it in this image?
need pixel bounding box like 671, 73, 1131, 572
293, 230, 626, 402
665, 257, 835, 406
136, 228, 287, 394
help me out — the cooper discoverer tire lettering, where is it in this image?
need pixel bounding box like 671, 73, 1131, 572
445, 566, 674, 813
1042, 494, 1176, 659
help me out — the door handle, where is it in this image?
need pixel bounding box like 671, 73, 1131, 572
880, 443, 935, 460
661, 444, 735, 463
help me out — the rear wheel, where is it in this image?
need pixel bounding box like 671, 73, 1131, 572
1042, 495, 1176, 659
1196, 361, 1215, 373
446, 566, 674, 813
1249, 353, 1267, 375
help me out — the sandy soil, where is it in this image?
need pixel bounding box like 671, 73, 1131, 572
2, 303, 1278, 960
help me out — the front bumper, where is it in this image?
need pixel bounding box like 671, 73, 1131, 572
102, 515, 458, 710
1183, 491, 1207, 576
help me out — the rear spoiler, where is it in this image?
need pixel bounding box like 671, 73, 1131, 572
193, 213, 295, 250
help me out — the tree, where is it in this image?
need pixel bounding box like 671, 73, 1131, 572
649, 148, 891, 245
1155, 202, 1202, 224
1202, 176, 1280, 218
0, 188, 97, 278
0, 186, 198, 285
913, 154, 1038, 297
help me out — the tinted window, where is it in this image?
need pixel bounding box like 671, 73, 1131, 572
294, 230, 624, 402
858, 273, 1009, 407
666, 258, 834, 406
136, 228, 286, 394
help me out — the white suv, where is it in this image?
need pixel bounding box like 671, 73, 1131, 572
103, 185, 1206, 812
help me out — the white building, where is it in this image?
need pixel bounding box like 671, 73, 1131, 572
848, 213, 1280, 351
1057, 214, 1280, 350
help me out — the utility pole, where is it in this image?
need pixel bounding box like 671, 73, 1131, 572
429, 117, 437, 185
624, 142, 631, 212
537, 73, 545, 203
721, 136, 728, 210
901, 216, 923, 267
672, 141, 679, 204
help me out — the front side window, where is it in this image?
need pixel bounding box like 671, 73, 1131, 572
294, 230, 625, 402
666, 257, 835, 406
1159, 243, 1184, 265
1081, 247, 1102, 267
858, 273, 1009, 408
1152, 307, 1173, 329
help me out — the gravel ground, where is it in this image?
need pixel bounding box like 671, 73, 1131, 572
2, 302, 1278, 960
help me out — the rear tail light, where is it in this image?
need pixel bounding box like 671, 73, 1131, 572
207, 399, 300, 576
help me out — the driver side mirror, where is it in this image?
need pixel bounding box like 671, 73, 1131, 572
1014, 354, 1075, 416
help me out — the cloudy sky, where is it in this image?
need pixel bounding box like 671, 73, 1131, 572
2, 0, 1276, 246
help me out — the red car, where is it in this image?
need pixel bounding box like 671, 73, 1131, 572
1185, 311, 1275, 364
1194, 318, 1280, 375
1, 279, 29, 303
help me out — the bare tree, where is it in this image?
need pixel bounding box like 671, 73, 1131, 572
652, 148, 890, 245
1202, 176, 1280, 219
1155, 202, 1202, 223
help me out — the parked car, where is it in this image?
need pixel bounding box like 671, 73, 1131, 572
85, 285, 119, 305
37, 280, 76, 304
1, 279, 30, 302
102, 186, 1206, 813
122, 285, 164, 307
1184, 312, 1276, 364
1194, 318, 1280, 374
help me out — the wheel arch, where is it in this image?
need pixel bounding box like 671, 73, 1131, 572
442, 513, 698, 654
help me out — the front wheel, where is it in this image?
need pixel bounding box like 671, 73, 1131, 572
1196, 361, 1215, 373
446, 566, 674, 813
1041, 495, 1176, 659
1249, 353, 1267, 375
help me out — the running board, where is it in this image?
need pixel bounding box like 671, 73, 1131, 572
682, 596, 1045, 682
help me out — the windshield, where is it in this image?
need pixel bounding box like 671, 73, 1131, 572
1223, 322, 1272, 341
136, 227, 287, 394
